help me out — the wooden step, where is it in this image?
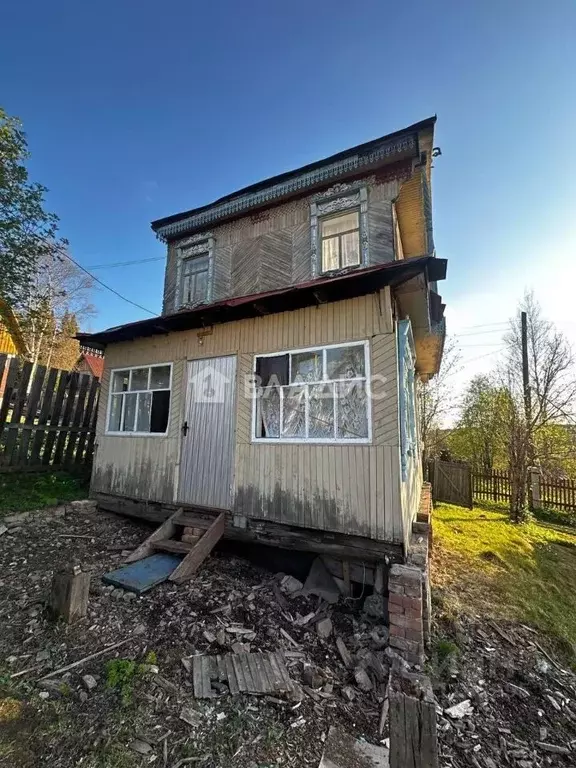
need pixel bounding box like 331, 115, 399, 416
175, 512, 214, 529
152, 539, 194, 554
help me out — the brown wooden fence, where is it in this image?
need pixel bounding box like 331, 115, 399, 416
427, 460, 473, 508
472, 469, 511, 503
0, 355, 99, 472
473, 467, 576, 513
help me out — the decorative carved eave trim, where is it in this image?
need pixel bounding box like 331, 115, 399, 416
155, 133, 417, 241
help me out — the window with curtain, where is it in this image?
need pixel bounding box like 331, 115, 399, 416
253, 342, 370, 443
320, 210, 360, 273
107, 364, 171, 435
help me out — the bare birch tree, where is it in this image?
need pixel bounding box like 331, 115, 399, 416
18, 249, 95, 368
501, 292, 576, 522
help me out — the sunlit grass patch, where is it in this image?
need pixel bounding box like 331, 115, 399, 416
432, 502, 576, 661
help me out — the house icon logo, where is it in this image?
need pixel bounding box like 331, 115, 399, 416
188, 363, 230, 403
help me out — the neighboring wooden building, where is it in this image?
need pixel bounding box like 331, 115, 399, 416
80, 116, 446, 566
74, 347, 105, 379
0, 297, 28, 400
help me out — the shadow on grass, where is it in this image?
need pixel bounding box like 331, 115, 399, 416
0, 471, 90, 517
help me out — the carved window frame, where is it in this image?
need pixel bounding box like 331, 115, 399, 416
310, 184, 369, 277
175, 233, 214, 310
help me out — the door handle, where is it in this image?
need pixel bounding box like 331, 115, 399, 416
182, 420, 189, 437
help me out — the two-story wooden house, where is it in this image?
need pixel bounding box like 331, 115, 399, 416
80, 116, 446, 573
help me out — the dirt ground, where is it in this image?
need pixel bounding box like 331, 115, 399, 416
432, 611, 576, 767
0, 503, 390, 767
2, 503, 576, 767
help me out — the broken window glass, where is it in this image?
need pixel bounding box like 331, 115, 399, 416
326, 345, 365, 379
259, 386, 281, 438
281, 385, 306, 438
336, 381, 368, 439
291, 351, 322, 382
253, 343, 369, 442
308, 384, 335, 438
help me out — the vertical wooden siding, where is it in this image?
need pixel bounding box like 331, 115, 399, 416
162, 177, 401, 315
93, 292, 404, 543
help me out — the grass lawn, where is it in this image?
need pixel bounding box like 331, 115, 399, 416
432, 502, 576, 661
0, 471, 90, 517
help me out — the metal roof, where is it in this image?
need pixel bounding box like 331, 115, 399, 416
78, 256, 446, 349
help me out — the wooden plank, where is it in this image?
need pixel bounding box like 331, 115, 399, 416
0, 357, 19, 444
52, 372, 80, 466
17, 364, 47, 464
30, 367, 58, 465
170, 512, 225, 584
3, 361, 33, 465
64, 373, 91, 465
125, 508, 182, 563
42, 371, 70, 465
84, 383, 100, 466
192, 656, 203, 698
224, 654, 239, 695
153, 539, 193, 554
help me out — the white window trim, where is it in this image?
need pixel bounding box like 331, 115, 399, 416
175, 233, 214, 310
105, 362, 173, 437
251, 340, 372, 445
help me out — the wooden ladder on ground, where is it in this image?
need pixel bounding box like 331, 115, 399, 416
125, 508, 225, 584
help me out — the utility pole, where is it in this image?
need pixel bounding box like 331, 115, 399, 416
521, 311, 531, 426
521, 310, 534, 476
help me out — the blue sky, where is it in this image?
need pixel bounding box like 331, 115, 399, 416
2, 0, 576, 396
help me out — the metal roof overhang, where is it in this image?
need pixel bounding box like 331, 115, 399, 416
78, 256, 446, 349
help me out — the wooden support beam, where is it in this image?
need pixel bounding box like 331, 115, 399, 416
389, 669, 438, 768
48, 565, 90, 624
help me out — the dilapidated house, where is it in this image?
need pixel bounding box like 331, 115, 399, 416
81, 117, 446, 620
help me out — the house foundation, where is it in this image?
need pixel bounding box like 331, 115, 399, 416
387, 482, 432, 665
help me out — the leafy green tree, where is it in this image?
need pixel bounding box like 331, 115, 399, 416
448, 375, 508, 471
0, 106, 65, 307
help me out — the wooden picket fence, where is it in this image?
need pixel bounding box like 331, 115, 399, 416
539, 476, 576, 512
0, 355, 100, 472
473, 466, 576, 513
472, 469, 511, 503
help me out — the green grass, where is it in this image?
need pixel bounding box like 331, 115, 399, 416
432, 502, 576, 661
0, 471, 89, 516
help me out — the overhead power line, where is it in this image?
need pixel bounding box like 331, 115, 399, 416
62, 252, 157, 316
85, 256, 164, 269
454, 328, 507, 338
457, 321, 509, 330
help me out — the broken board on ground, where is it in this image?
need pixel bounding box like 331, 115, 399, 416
318, 726, 389, 768
103, 553, 183, 595
192, 651, 293, 698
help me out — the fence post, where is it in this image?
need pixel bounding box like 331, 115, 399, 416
529, 467, 541, 511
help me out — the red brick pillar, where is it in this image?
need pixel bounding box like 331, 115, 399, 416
388, 564, 425, 666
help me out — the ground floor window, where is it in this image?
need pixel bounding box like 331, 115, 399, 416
253, 341, 370, 443
106, 364, 172, 435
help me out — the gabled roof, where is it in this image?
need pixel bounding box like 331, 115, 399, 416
78, 255, 446, 349
151, 116, 436, 241
80, 352, 105, 379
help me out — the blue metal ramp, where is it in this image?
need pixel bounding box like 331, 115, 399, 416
102, 553, 183, 595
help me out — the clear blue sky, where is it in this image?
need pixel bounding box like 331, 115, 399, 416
2, 0, 576, 377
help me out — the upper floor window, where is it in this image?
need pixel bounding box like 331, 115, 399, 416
181, 252, 209, 307
320, 210, 361, 273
